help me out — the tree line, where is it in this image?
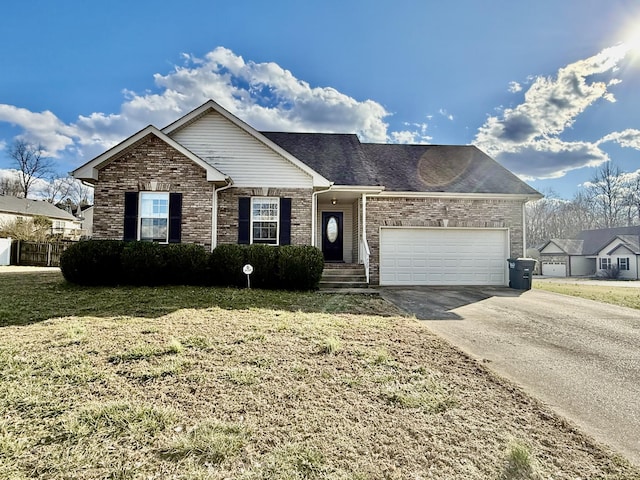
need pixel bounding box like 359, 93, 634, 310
526, 162, 640, 247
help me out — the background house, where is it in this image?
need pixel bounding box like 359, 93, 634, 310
0, 195, 82, 240
72, 99, 541, 287
539, 226, 640, 279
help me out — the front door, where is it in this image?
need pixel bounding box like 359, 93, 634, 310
322, 212, 343, 262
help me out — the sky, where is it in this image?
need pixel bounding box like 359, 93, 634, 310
1, 0, 639, 200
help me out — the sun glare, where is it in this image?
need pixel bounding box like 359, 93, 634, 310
622, 21, 640, 55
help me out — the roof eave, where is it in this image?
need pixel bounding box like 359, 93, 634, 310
72, 125, 229, 184
371, 191, 542, 201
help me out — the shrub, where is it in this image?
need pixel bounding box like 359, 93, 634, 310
163, 243, 209, 285
597, 266, 621, 279
278, 245, 324, 290
245, 244, 279, 289
208, 244, 247, 287
121, 241, 168, 285
60, 240, 125, 285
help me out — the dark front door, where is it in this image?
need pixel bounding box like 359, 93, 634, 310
322, 212, 343, 262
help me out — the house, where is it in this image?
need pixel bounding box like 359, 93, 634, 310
75, 205, 94, 238
0, 195, 83, 240
72, 99, 541, 286
539, 226, 640, 279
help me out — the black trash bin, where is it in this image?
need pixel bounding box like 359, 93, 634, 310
507, 258, 537, 290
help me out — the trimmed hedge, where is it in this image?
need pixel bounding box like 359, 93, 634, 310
278, 245, 324, 290
121, 242, 209, 286
60, 240, 125, 286
61, 240, 324, 290
208, 244, 323, 290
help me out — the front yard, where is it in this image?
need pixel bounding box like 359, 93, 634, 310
1, 270, 638, 479
534, 279, 640, 310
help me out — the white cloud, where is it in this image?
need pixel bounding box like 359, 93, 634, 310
508, 81, 522, 93
0, 46, 404, 169
475, 43, 634, 179
0, 105, 78, 155
598, 129, 640, 149
438, 108, 454, 121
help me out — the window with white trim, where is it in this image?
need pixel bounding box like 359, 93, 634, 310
251, 197, 279, 244
139, 192, 169, 242
599, 257, 611, 270
618, 257, 630, 271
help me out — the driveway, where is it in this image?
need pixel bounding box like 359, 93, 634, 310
380, 286, 640, 466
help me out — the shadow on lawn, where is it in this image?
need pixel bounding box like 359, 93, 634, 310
0, 271, 403, 327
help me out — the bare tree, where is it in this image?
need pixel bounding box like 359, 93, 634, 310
7, 140, 53, 198
43, 175, 76, 205
584, 162, 626, 228
0, 175, 23, 196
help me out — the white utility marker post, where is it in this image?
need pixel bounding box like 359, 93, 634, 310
243, 264, 254, 289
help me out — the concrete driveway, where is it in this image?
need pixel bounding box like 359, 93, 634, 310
380, 286, 640, 466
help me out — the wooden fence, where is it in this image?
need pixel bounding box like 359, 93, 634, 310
11, 241, 74, 267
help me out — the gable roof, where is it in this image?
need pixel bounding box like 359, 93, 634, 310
539, 238, 584, 255
72, 125, 230, 184
604, 235, 640, 255
0, 195, 78, 221
578, 226, 640, 255
262, 132, 541, 196
163, 100, 331, 187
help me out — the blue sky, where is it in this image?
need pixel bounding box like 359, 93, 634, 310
1, 0, 639, 199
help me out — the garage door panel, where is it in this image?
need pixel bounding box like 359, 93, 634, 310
542, 262, 566, 277
380, 228, 507, 286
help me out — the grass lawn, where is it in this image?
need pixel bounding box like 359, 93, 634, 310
1, 270, 639, 479
534, 281, 640, 310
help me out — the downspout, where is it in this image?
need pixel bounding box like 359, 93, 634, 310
362, 193, 370, 283
522, 201, 527, 256
212, 179, 233, 250
311, 185, 333, 247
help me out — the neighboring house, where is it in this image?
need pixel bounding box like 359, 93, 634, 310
75, 205, 94, 238
539, 226, 640, 279
0, 195, 82, 240
72, 99, 541, 286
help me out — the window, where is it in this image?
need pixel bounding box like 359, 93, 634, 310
139, 192, 169, 242
251, 197, 279, 244
52, 220, 65, 234
618, 257, 630, 271
599, 257, 611, 270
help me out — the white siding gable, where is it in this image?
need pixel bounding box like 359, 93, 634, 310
170, 111, 313, 188
598, 238, 627, 257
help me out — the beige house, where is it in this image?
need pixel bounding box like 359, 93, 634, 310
72, 99, 541, 286
0, 195, 82, 240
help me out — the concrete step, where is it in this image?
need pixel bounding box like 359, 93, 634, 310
319, 280, 369, 289
320, 263, 368, 289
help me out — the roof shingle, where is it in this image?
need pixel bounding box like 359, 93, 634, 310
261, 132, 540, 195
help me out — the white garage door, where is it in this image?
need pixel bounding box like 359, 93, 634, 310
380, 228, 508, 286
542, 262, 566, 277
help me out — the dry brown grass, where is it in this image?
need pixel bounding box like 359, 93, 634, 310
1, 272, 639, 478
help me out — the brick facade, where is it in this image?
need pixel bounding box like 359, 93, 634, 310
93, 135, 214, 247
365, 196, 525, 284
216, 187, 313, 246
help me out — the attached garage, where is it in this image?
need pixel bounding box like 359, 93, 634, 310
379, 228, 509, 286
541, 262, 567, 277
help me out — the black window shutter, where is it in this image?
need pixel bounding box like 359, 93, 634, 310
168, 193, 182, 243
238, 197, 250, 244
123, 192, 139, 241
279, 197, 292, 245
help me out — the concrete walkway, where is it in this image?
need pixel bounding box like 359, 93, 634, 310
381, 286, 640, 466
